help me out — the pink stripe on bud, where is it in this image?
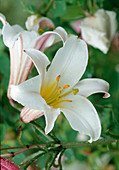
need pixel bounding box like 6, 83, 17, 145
20, 107, 44, 123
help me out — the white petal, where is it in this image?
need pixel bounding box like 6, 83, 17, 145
7, 35, 24, 98
24, 49, 50, 79
20, 107, 44, 123
0, 13, 6, 25
46, 35, 88, 88
2, 22, 23, 48
74, 78, 110, 98
25, 15, 38, 30
7, 32, 37, 98
54, 26, 67, 43
10, 75, 47, 110
95, 9, 110, 33
35, 33, 55, 51
43, 105, 60, 134
80, 9, 112, 54
35, 27, 67, 51
59, 94, 101, 142
80, 26, 109, 54
25, 15, 54, 31
21, 30, 38, 49
106, 11, 117, 41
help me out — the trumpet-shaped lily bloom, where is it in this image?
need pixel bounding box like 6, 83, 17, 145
80, 9, 117, 53
10, 36, 110, 142
0, 13, 67, 107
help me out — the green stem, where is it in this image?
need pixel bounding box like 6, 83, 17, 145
61, 138, 118, 149
0, 144, 45, 151
1, 138, 118, 152
44, 0, 55, 14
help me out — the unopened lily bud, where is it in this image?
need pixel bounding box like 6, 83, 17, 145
25, 15, 55, 33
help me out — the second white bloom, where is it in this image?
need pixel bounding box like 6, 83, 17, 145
80, 9, 117, 53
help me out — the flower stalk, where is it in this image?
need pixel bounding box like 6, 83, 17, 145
1, 138, 118, 153
43, 0, 55, 14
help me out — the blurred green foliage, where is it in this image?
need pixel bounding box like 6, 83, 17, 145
0, 0, 119, 169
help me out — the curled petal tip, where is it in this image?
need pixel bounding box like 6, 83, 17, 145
103, 93, 110, 98
0, 13, 6, 25
88, 138, 92, 143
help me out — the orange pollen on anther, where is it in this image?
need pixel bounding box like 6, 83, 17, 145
63, 85, 70, 89
57, 86, 61, 90
66, 100, 72, 102
56, 75, 61, 82
56, 97, 60, 101
58, 90, 61, 94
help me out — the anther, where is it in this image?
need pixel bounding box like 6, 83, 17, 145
57, 86, 61, 90
56, 75, 61, 82
38, 27, 44, 34
56, 97, 60, 101
66, 100, 72, 102
58, 90, 61, 94
63, 85, 70, 89
72, 89, 79, 95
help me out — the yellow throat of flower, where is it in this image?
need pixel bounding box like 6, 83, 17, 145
40, 75, 79, 108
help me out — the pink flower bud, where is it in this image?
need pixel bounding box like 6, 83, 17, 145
0, 157, 22, 170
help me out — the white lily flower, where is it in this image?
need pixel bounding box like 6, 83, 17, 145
10, 35, 110, 142
0, 13, 67, 102
80, 9, 117, 53
25, 14, 55, 33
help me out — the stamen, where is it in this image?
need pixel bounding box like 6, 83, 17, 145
57, 86, 61, 90
63, 85, 70, 89
56, 97, 60, 101
72, 89, 79, 95
66, 100, 72, 102
38, 27, 45, 34
56, 75, 61, 82
58, 90, 61, 94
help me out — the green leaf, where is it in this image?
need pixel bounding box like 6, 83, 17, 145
31, 124, 49, 143
61, 5, 84, 21
12, 152, 26, 165
26, 4, 37, 13
36, 154, 49, 169
46, 151, 59, 170
0, 22, 3, 28
64, 149, 75, 163
0, 123, 6, 142
51, 0, 66, 17
21, 150, 45, 169
0, 85, 4, 100
0, 53, 10, 90
66, 0, 74, 4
